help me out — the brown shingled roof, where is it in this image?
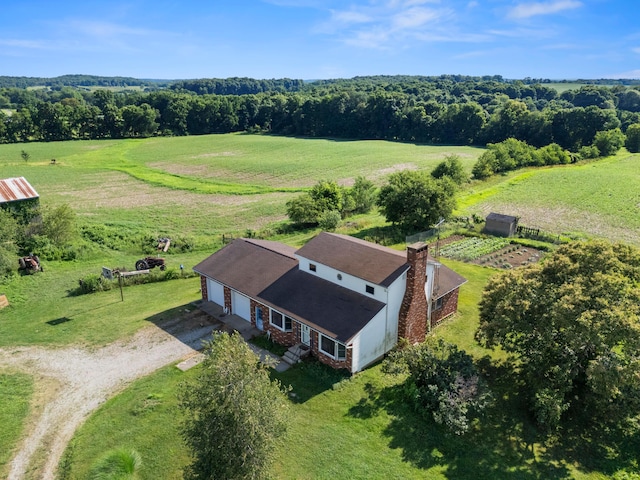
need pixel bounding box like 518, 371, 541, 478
430, 259, 467, 298
193, 238, 297, 298
295, 232, 408, 287
259, 269, 385, 343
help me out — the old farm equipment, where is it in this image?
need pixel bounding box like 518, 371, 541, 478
18, 254, 41, 273
135, 256, 166, 271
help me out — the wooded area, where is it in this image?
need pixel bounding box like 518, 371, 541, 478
1, 76, 639, 151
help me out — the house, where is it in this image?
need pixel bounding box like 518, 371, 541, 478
193, 232, 466, 373
484, 212, 518, 237
0, 177, 40, 218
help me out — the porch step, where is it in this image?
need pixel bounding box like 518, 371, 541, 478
281, 343, 312, 365
282, 351, 299, 365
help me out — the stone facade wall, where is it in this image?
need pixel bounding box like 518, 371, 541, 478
200, 276, 208, 301
398, 242, 429, 344
431, 289, 460, 328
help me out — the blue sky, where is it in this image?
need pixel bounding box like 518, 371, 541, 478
1, 0, 638, 80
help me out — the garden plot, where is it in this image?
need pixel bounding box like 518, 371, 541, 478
438, 236, 543, 268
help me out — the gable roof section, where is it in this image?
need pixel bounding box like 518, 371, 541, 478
295, 232, 408, 287
486, 212, 517, 224
258, 269, 385, 344
430, 259, 467, 298
193, 238, 297, 298
0, 177, 39, 203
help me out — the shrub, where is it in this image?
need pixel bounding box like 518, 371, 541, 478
383, 339, 491, 435
318, 210, 341, 231
593, 128, 626, 157
624, 123, 640, 153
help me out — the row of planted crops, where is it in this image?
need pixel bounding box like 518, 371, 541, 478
438, 236, 511, 262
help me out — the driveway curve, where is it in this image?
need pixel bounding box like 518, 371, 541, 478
0, 311, 216, 480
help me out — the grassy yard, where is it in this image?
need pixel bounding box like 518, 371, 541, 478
0, 373, 33, 479
0, 251, 203, 348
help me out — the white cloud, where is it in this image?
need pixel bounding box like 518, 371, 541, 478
633, 47, 640, 54
331, 10, 373, 25
508, 0, 582, 20
609, 69, 640, 79
391, 7, 440, 30
0, 39, 50, 50
67, 20, 161, 39
317, 1, 468, 49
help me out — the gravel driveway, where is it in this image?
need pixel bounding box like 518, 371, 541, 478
0, 310, 218, 480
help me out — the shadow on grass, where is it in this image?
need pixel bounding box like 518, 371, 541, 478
346, 359, 576, 480
273, 359, 350, 404
144, 303, 220, 350
46, 317, 72, 326
350, 224, 405, 246
543, 409, 640, 477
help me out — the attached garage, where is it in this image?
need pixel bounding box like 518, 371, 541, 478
231, 290, 251, 321
207, 279, 225, 307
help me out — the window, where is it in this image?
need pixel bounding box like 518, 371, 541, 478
270, 310, 292, 331
271, 310, 283, 328
434, 297, 443, 311
337, 273, 342, 280
309, 263, 316, 272
365, 285, 375, 295
320, 335, 347, 360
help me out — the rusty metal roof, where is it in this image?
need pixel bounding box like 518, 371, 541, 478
0, 177, 39, 203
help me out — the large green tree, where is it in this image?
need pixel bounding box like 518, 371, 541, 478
179, 332, 290, 480
377, 170, 456, 234
624, 123, 640, 153
476, 241, 640, 431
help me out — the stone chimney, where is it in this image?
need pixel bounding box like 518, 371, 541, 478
398, 242, 428, 344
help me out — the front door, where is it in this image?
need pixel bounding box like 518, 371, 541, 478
255, 307, 264, 331
300, 324, 310, 346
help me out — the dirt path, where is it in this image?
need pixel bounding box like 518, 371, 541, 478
0, 311, 218, 480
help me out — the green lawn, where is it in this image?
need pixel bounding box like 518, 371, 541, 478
0, 373, 33, 479
457, 152, 640, 246
0, 252, 203, 348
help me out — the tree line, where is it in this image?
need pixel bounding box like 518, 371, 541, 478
1, 77, 640, 153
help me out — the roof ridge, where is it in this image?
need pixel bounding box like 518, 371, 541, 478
242, 238, 297, 259
319, 232, 407, 258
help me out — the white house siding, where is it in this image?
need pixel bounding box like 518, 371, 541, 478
296, 256, 388, 303
384, 272, 407, 352
426, 262, 435, 321
231, 290, 251, 321
350, 307, 388, 372
207, 278, 225, 307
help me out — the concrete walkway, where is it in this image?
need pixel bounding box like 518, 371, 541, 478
183, 300, 290, 373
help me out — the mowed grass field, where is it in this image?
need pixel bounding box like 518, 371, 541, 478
457, 151, 640, 246
2, 133, 640, 479
0, 134, 483, 248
